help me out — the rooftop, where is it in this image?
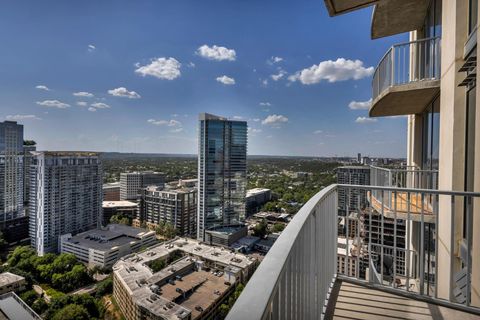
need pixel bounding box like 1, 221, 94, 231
0, 292, 41, 320
102, 201, 139, 208
31, 151, 100, 157
62, 224, 154, 251
0, 273, 24, 288
246, 188, 271, 196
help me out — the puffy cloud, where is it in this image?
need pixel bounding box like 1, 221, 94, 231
268, 56, 283, 64
196, 45, 236, 61
88, 44, 96, 52
36, 100, 70, 109
108, 87, 141, 99
349, 98, 372, 110
262, 114, 289, 126
73, 91, 94, 98
355, 117, 377, 124
288, 58, 374, 84
35, 85, 50, 91
270, 69, 287, 81
6, 114, 41, 121
91, 102, 111, 109
76, 101, 88, 107
147, 119, 182, 127
313, 130, 323, 134
135, 57, 181, 80
216, 75, 235, 85
248, 127, 262, 134
88, 107, 97, 112
259, 102, 271, 107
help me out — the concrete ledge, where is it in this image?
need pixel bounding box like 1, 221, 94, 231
370, 80, 440, 117
323, 0, 377, 16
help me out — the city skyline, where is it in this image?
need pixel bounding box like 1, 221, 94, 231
0, 0, 408, 157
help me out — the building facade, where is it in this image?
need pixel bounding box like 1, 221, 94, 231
337, 166, 370, 215
138, 186, 197, 237
103, 182, 121, 201
29, 151, 103, 255
246, 188, 272, 216
120, 171, 165, 201
197, 113, 248, 241
102, 200, 139, 226
0, 121, 24, 231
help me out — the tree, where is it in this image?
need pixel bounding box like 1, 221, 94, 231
149, 259, 166, 272
20, 290, 38, 306
52, 253, 78, 274
272, 223, 285, 233
252, 220, 269, 238
23, 140, 36, 146
52, 304, 90, 320
95, 277, 113, 298
32, 298, 48, 315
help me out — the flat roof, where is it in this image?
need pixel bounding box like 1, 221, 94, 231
32, 151, 99, 157
0, 273, 24, 288
0, 293, 41, 320
102, 201, 138, 208
246, 188, 271, 196
62, 224, 154, 251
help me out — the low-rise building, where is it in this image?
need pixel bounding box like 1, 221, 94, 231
0, 272, 26, 295
113, 238, 257, 320
103, 182, 121, 201
0, 292, 41, 320
204, 225, 248, 247
245, 188, 272, 216
60, 224, 157, 269
102, 201, 139, 226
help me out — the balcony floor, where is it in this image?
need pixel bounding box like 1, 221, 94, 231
325, 280, 480, 320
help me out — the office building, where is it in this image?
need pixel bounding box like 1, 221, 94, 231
245, 188, 272, 216
60, 224, 157, 269
113, 238, 257, 320
103, 182, 121, 201
29, 151, 102, 255
197, 113, 247, 242
227, 1, 480, 318
138, 186, 197, 237
23, 143, 36, 207
102, 200, 139, 226
120, 171, 165, 201
0, 121, 24, 233
357, 153, 362, 163
337, 166, 370, 215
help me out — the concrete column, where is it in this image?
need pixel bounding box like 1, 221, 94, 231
437, 0, 468, 301
471, 0, 480, 307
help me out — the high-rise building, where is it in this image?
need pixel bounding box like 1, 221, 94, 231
120, 171, 164, 201
29, 151, 102, 255
197, 113, 247, 241
357, 153, 362, 163
337, 166, 370, 214
137, 186, 197, 236
0, 121, 24, 228
23, 143, 36, 207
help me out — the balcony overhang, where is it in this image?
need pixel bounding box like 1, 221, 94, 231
370, 80, 440, 117
371, 0, 430, 39
323, 0, 377, 16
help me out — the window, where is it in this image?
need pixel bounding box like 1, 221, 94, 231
422, 95, 440, 171
469, 0, 478, 35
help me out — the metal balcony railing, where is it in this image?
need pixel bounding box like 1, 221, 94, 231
227, 184, 480, 319
372, 37, 441, 100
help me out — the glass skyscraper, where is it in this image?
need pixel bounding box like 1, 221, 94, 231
197, 113, 247, 241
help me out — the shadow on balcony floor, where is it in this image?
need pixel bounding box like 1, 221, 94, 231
325, 280, 480, 320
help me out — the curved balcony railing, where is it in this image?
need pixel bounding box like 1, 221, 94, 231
372, 37, 441, 100
227, 184, 480, 319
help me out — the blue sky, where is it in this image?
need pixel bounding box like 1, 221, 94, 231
0, 0, 408, 157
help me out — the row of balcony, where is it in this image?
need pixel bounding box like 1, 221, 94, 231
227, 167, 480, 319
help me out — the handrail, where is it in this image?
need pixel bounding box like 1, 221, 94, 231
227, 185, 338, 320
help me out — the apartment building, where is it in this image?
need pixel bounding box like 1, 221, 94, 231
103, 182, 120, 201
29, 151, 103, 255
0, 121, 24, 232
120, 171, 165, 201
60, 224, 156, 269
138, 185, 197, 237
337, 166, 370, 215
197, 113, 248, 241
227, 1, 480, 319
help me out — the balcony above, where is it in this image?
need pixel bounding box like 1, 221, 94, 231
371, 37, 441, 117
323, 0, 430, 39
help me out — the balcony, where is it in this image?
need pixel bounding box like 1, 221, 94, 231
226, 184, 480, 320
371, 37, 441, 117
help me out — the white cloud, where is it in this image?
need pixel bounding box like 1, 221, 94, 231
216, 75, 235, 85
88, 44, 96, 52
259, 102, 271, 107
187, 62, 195, 68
73, 91, 94, 98
108, 87, 141, 99
35, 85, 50, 91
270, 69, 287, 81
355, 117, 377, 124
349, 98, 372, 110
91, 102, 111, 109
261, 79, 268, 86
262, 114, 289, 126
88, 107, 97, 112
313, 130, 323, 134
148, 119, 182, 127
36, 100, 70, 109
196, 45, 236, 61
6, 114, 41, 121
76, 101, 88, 107
248, 127, 262, 134
135, 57, 181, 80
288, 58, 374, 84
252, 118, 260, 122
268, 56, 283, 64
170, 127, 184, 133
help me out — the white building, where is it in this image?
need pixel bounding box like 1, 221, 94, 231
29, 151, 103, 255
60, 224, 157, 269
